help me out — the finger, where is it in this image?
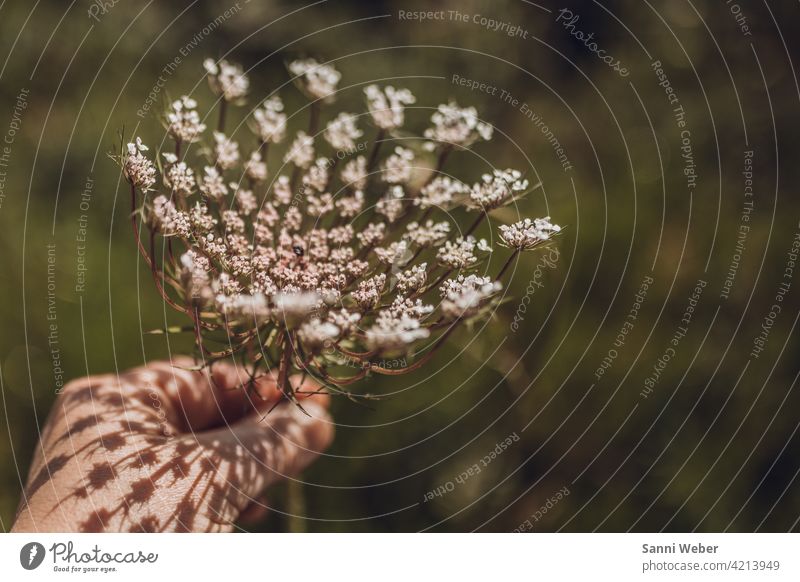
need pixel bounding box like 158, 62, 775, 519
120, 358, 281, 432
126, 359, 332, 433
200, 399, 334, 503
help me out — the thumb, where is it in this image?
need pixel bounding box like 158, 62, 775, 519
199, 398, 333, 504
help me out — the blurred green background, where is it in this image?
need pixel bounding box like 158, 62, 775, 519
1, 0, 799, 531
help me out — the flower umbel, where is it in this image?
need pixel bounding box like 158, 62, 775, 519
119, 57, 560, 403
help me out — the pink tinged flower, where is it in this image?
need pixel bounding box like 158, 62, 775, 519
357, 223, 386, 247
150, 195, 190, 236
234, 186, 258, 215
374, 240, 411, 266
252, 96, 286, 144
436, 236, 489, 269
189, 201, 217, 233
439, 274, 502, 320
213, 131, 240, 170
204, 58, 249, 102
387, 295, 433, 319
166, 96, 206, 143
324, 112, 363, 151
469, 169, 529, 211
219, 293, 271, 324
328, 225, 354, 245
302, 158, 330, 192
163, 159, 196, 197
382, 146, 415, 184
288, 58, 341, 102
499, 217, 562, 250
179, 251, 212, 305
423, 101, 493, 151
364, 84, 416, 130
365, 312, 430, 353
416, 176, 469, 210
123, 137, 156, 191
340, 156, 368, 190
405, 220, 450, 247
327, 308, 361, 335
298, 318, 340, 350
352, 273, 386, 310
284, 131, 315, 169
334, 190, 364, 218
199, 166, 228, 199
395, 263, 428, 294
271, 291, 320, 326
376, 185, 406, 222
272, 175, 293, 205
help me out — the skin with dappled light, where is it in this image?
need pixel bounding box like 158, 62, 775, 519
11, 359, 332, 532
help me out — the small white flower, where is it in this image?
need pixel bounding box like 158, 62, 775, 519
179, 250, 212, 304
220, 293, 270, 323
376, 185, 406, 222
365, 312, 430, 352
324, 112, 362, 151
166, 96, 206, 143
302, 157, 330, 193
388, 296, 434, 319
395, 263, 428, 294
284, 131, 315, 169
253, 96, 287, 144
150, 195, 190, 236
416, 176, 468, 210
272, 291, 320, 325
424, 101, 493, 150
340, 155, 368, 190
234, 186, 257, 215
374, 240, 411, 266
164, 162, 195, 197
499, 217, 562, 250
364, 85, 416, 130
440, 275, 502, 320
272, 175, 293, 205
327, 308, 361, 335
199, 166, 228, 199
405, 220, 450, 247
205, 58, 249, 102
289, 58, 341, 101
298, 318, 340, 349
436, 236, 482, 269
245, 150, 268, 183
469, 169, 529, 211
357, 222, 386, 247
213, 131, 240, 170
382, 146, 415, 184
352, 274, 386, 310
123, 137, 156, 191
334, 190, 364, 218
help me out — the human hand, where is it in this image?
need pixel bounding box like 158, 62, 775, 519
11, 358, 333, 532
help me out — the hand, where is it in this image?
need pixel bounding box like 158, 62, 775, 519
11, 358, 333, 532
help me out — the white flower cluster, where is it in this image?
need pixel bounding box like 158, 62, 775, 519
499, 217, 562, 250
324, 112, 363, 151
440, 275, 502, 320
289, 58, 341, 101
166, 96, 206, 143
469, 169, 529, 210
120, 56, 560, 395
204, 58, 249, 103
123, 138, 156, 191
424, 101, 493, 150
253, 96, 287, 144
364, 85, 416, 130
